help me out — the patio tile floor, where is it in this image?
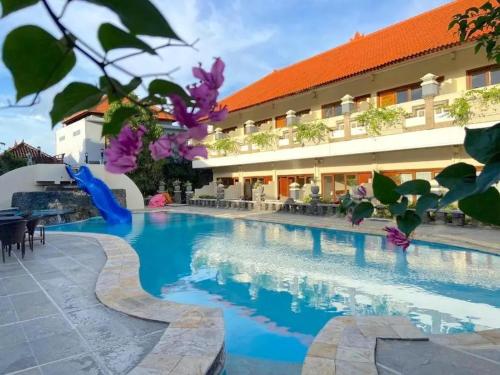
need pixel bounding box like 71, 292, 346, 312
0, 235, 167, 375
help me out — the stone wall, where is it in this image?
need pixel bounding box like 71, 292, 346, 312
11, 189, 127, 224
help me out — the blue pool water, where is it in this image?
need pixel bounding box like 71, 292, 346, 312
49, 213, 500, 368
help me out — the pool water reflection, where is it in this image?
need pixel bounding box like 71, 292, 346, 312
49, 212, 500, 365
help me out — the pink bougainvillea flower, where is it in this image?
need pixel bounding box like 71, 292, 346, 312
105, 125, 146, 173
149, 135, 172, 161
186, 124, 208, 141
209, 106, 228, 122
169, 94, 200, 129
384, 226, 411, 250
192, 57, 225, 90
178, 144, 208, 160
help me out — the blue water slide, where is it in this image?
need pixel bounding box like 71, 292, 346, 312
65, 165, 132, 224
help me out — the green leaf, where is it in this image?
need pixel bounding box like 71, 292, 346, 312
439, 182, 477, 207
148, 79, 190, 102
102, 106, 140, 136
396, 210, 421, 237
464, 123, 500, 164
99, 76, 142, 102
395, 180, 431, 196
435, 162, 476, 189
1, 0, 38, 17
459, 187, 500, 226
415, 193, 439, 217
50, 83, 103, 126
475, 156, 500, 194
351, 202, 374, 224
88, 0, 180, 39
389, 197, 408, 216
3, 25, 76, 101
98, 23, 156, 54
373, 172, 400, 204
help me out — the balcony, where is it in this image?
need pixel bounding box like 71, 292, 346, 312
193, 86, 499, 168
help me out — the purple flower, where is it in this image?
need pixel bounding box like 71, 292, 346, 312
356, 185, 367, 199
149, 135, 172, 161
192, 57, 225, 90
384, 226, 411, 251
169, 95, 200, 129
105, 125, 146, 173
178, 144, 208, 160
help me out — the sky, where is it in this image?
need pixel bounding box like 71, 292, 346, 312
0, 0, 451, 154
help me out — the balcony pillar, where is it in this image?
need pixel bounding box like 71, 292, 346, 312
244, 120, 257, 135
214, 127, 224, 140
286, 110, 297, 126
341, 95, 355, 140
421, 73, 439, 129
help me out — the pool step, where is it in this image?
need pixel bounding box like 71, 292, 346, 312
302, 316, 427, 375
224, 354, 302, 375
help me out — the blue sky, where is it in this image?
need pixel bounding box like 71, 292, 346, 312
0, 0, 450, 154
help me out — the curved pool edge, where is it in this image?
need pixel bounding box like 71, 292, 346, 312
50, 230, 226, 375
156, 206, 500, 256
302, 316, 500, 375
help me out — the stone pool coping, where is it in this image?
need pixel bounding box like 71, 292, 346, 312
152, 206, 500, 256
301, 316, 500, 375
49, 231, 225, 375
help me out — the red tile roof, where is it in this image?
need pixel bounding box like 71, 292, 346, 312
4, 141, 61, 163
63, 97, 174, 125
221, 0, 483, 113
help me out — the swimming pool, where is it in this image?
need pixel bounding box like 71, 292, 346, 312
49, 212, 500, 372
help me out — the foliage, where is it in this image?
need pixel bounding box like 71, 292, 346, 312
210, 137, 240, 155
355, 105, 407, 135
294, 121, 328, 145
449, 86, 500, 125
0, 151, 27, 176
449, 1, 500, 63
246, 131, 278, 149
346, 124, 500, 242
0, 0, 192, 135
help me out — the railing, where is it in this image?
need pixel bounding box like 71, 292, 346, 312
204, 89, 499, 158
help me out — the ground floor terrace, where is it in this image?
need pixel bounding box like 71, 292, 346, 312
1, 207, 498, 374
203, 145, 482, 201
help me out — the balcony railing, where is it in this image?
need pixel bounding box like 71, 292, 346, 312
204, 89, 499, 158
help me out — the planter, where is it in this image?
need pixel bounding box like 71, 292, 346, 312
434, 211, 447, 225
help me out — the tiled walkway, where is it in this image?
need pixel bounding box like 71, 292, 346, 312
0, 235, 166, 375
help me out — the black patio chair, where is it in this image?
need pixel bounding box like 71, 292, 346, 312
0, 220, 27, 263
26, 217, 42, 251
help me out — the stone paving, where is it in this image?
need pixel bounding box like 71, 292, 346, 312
0, 235, 166, 375
160, 205, 500, 255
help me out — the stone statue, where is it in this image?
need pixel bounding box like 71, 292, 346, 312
185, 181, 193, 203
173, 180, 182, 204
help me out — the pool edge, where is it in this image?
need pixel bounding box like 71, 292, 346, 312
50, 230, 226, 375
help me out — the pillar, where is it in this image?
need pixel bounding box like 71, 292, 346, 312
341, 94, 355, 140
421, 73, 439, 129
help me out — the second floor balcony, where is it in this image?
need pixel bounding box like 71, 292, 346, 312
193, 78, 499, 168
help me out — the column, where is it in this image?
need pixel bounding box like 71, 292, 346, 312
420, 73, 440, 129
341, 94, 355, 140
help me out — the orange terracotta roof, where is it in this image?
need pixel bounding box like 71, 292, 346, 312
4, 141, 58, 163
63, 97, 174, 125
221, 0, 483, 113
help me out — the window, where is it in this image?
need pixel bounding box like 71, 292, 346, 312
275, 115, 286, 128
221, 126, 237, 134
467, 65, 500, 89
296, 109, 311, 122
255, 118, 271, 129
219, 177, 239, 186
379, 83, 424, 107
322, 102, 342, 118
73, 130, 80, 136
322, 172, 372, 200
355, 95, 371, 111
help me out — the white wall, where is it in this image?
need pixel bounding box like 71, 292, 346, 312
0, 164, 144, 210
56, 116, 105, 165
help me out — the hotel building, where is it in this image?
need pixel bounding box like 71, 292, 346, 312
192, 0, 499, 201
